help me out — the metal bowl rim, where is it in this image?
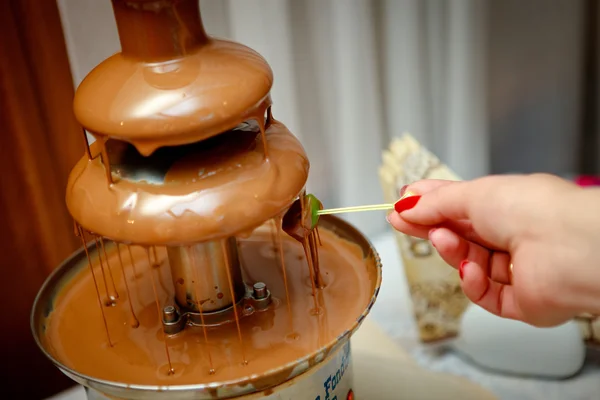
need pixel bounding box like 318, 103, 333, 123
30, 215, 382, 396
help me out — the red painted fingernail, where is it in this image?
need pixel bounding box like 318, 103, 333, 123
575, 175, 600, 187
394, 195, 421, 213
399, 185, 408, 197
459, 260, 469, 280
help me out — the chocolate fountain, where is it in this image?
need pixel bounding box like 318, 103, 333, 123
31, 1, 381, 399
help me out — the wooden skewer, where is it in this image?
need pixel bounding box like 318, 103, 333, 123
317, 203, 394, 215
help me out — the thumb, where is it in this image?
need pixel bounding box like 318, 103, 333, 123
394, 180, 473, 225
393, 178, 516, 250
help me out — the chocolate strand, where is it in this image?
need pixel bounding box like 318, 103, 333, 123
221, 240, 248, 365
189, 246, 216, 375
93, 236, 116, 305
146, 249, 174, 375
116, 243, 139, 328
126, 245, 138, 278
78, 226, 113, 347
275, 216, 294, 333
100, 237, 119, 299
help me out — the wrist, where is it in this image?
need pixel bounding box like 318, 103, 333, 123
553, 187, 600, 315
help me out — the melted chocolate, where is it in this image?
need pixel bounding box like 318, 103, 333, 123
43, 226, 375, 386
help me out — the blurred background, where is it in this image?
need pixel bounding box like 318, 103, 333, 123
1, 0, 599, 398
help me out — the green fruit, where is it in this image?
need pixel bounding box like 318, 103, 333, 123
305, 193, 323, 229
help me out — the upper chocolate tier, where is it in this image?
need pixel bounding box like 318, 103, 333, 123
73, 0, 273, 156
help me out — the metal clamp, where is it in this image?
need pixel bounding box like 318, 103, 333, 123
162, 282, 273, 335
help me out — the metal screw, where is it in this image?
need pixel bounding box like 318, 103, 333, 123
253, 282, 267, 299
163, 305, 178, 323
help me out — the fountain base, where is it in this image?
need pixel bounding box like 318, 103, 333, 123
32, 216, 380, 400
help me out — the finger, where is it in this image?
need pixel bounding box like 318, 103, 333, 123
431, 228, 512, 284
396, 180, 473, 224
442, 219, 503, 251
387, 211, 469, 241
387, 212, 430, 240
395, 179, 511, 250
428, 227, 489, 271
388, 213, 503, 254
489, 251, 512, 284
399, 179, 456, 196
460, 260, 521, 320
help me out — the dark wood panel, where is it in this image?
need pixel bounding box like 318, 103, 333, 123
0, 1, 83, 397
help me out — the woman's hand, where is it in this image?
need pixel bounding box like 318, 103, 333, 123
387, 174, 600, 327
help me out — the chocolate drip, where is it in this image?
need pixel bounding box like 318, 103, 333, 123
146, 249, 174, 375
77, 226, 112, 347
116, 243, 139, 328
